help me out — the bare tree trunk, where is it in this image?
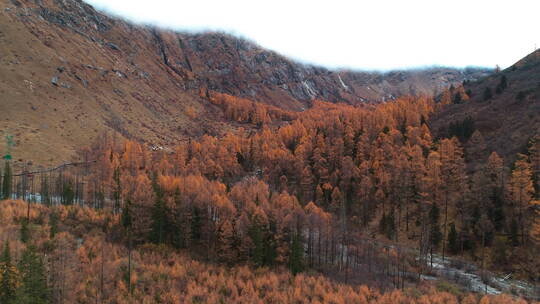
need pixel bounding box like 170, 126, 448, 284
442, 190, 448, 262
482, 231, 487, 294
100, 241, 104, 303
317, 225, 322, 267
128, 230, 132, 295
344, 245, 349, 283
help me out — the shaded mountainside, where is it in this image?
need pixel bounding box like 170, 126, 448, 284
0, 0, 490, 166
431, 49, 540, 162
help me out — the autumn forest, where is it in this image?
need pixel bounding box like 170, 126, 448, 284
1, 88, 540, 303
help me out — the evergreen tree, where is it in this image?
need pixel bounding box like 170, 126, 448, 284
492, 236, 509, 266
15, 246, 50, 304
150, 173, 169, 244
49, 212, 58, 239
0, 241, 18, 304
510, 154, 534, 245
171, 189, 186, 249
121, 199, 133, 295
248, 220, 265, 266
429, 204, 442, 249
264, 220, 278, 266
113, 167, 122, 214
530, 206, 540, 248
2, 161, 12, 200
499, 75, 507, 91
483, 87, 493, 101
289, 233, 304, 275
382, 210, 396, 240
41, 176, 50, 206
447, 223, 459, 254
20, 219, 30, 244
510, 218, 519, 247
121, 199, 133, 230
378, 212, 387, 235
485, 152, 506, 231
150, 196, 168, 244
453, 92, 462, 104
190, 206, 202, 244
61, 181, 74, 205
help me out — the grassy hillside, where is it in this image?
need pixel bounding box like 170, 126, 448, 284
431, 50, 540, 162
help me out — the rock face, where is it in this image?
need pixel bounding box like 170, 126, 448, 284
152, 31, 491, 110
0, 0, 490, 166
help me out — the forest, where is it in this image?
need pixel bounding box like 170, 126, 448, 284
1, 92, 540, 302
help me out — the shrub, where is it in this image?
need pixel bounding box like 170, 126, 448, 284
483, 87, 493, 101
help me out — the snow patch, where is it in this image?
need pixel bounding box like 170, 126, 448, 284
302, 80, 316, 99
338, 75, 349, 90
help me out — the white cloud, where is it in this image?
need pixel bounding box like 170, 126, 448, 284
83, 0, 540, 70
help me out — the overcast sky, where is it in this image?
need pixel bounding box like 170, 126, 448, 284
84, 0, 539, 71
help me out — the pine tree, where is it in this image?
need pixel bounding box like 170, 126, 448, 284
150, 196, 168, 244
476, 214, 494, 280
190, 206, 202, 245
510, 218, 519, 247
483, 87, 493, 101
61, 181, 74, 205
48, 212, 58, 239
529, 135, 540, 197
447, 223, 458, 255
248, 218, 265, 267
171, 189, 186, 249
379, 212, 388, 236
20, 219, 30, 244
496, 75, 507, 94
149, 173, 169, 244
263, 221, 278, 266
530, 203, 540, 261
467, 130, 487, 163
289, 233, 304, 275
113, 167, 121, 214
15, 246, 50, 304
121, 199, 133, 295
0, 241, 18, 304
509, 154, 534, 244
40, 176, 50, 206
429, 204, 442, 251
485, 152, 505, 231
122, 199, 133, 230
492, 236, 509, 266
2, 161, 12, 200
380, 210, 396, 240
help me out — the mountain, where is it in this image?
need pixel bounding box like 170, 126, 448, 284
431, 49, 540, 161
0, 0, 490, 166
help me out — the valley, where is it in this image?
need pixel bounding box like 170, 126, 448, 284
1, 0, 539, 303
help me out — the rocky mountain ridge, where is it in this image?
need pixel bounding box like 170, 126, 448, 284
0, 0, 490, 166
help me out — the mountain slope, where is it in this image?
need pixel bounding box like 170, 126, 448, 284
0, 0, 490, 166
431, 49, 540, 161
